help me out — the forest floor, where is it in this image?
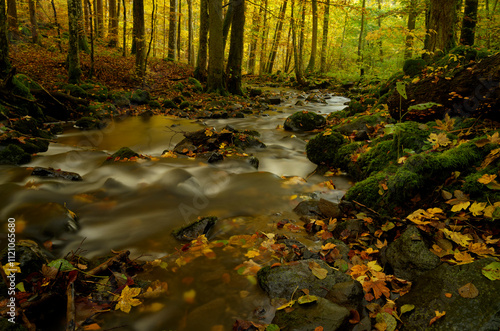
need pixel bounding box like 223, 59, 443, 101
1, 41, 500, 331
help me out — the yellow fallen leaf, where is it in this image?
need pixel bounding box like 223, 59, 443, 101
3, 262, 21, 276
309, 261, 328, 280
245, 250, 260, 258
469, 202, 487, 216
478, 174, 497, 185
183, 289, 196, 304
458, 282, 479, 298
451, 201, 470, 212
114, 286, 142, 313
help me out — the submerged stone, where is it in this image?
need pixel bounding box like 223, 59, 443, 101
109, 147, 139, 160
172, 216, 218, 241
31, 167, 83, 181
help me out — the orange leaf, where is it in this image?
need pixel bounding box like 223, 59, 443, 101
363, 279, 391, 300
458, 283, 479, 298
314, 327, 324, 331
429, 311, 446, 326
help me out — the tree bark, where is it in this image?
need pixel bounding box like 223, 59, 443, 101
226, 0, 245, 95
108, 0, 118, 47
424, 0, 459, 58
133, 0, 145, 77
0, 0, 10, 78
195, 0, 209, 80
122, 0, 127, 56
247, 3, 260, 75
291, 0, 305, 86
167, 0, 177, 60
319, 0, 329, 72
67, 0, 82, 84
357, 0, 366, 73
76, 0, 90, 53
207, 0, 225, 93
258, 0, 268, 75
222, 0, 234, 52
404, 0, 417, 60
177, 0, 181, 60
306, 0, 318, 72
7, 0, 18, 40
460, 0, 478, 46
266, 0, 288, 74
28, 0, 41, 45
187, 0, 194, 64
96, 0, 104, 37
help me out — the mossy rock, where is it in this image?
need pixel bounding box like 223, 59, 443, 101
11, 76, 34, 100
109, 147, 139, 160
344, 171, 390, 211
130, 89, 150, 105
188, 77, 203, 92
63, 84, 88, 98
336, 142, 363, 170
75, 117, 106, 130
356, 140, 396, 179
306, 130, 346, 165
181, 91, 192, 98
173, 95, 186, 104
162, 99, 178, 109
173, 83, 185, 92
403, 58, 427, 77
179, 101, 190, 110
148, 100, 162, 109
335, 114, 391, 136
0, 144, 31, 165
84, 83, 108, 101
284, 111, 326, 132
12, 118, 52, 139
15, 74, 42, 90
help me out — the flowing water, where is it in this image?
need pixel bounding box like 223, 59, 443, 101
0, 91, 350, 330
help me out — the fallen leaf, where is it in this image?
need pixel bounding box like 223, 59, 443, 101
115, 286, 142, 313
297, 294, 318, 305
401, 304, 414, 314
428, 132, 451, 148
458, 282, 479, 298
277, 300, 296, 310
183, 289, 196, 304
309, 261, 328, 280
451, 201, 470, 212
482, 262, 500, 280
445, 293, 452, 298
469, 202, 487, 216
478, 174, 497, 184
429, 311, 446, 326
2, 262, 21, 276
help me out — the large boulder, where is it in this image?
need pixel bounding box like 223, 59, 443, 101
397, 258, 500, 330
306, 130, 346, 165
381, 225, 441, 281
284, 111, 326, 132
257, 259, 351, 299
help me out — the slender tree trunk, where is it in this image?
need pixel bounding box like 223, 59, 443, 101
266, 0, 288, 74
96, 0, 104, 37
7, 0, 18, 40
145, 0, 155, 76
291, 0, 305, 86
298, 0, 305, 74
167, 0, 177, 60
133, 0, 145, 77
28, 0, 41, 45
222, 0, 234, 52
51, 0, 63, 51
320, 0, 329, 72
284, 25, 292, 72
83, 0, 89, 34
76, 0, 90, 53
187, 0, 194, 64
195, 0, 208, 80
306, 0, 318, 72
108, 0, 118, 46
247, 3, 260, 75
460, 0, 478, 46
0, 0, 10, 78
226, 0, 245, 95
338, 9, 349, 69
207, 0, 225, 93
177, 0, 181, 60
258, 0, 268, 75
424, 0, 459, 58
357, 0, 366, 67
86, 0, 94, 76
377, 0, 383, 62
68, 0, 82, 84
122, 0, 127, 56
404, 0, 417, 60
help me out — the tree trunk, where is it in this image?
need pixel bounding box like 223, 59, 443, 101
207, 0, 225, 93
122, 0, 127, 56
319, 0, 329, 72
67, 0, 82, 84
258, 0, 268, 75
424, 0, 459, 58
96, 0, 104, 37
187, 0, 194, 64
298, 0, 305, 74
167, 0, 177, 60
133, 0, 145, 77
84, 0, 89, 34
51, 0, 63, 51
226, 0, 245, 95
108, 0, 118, 46
291, 0, 305, 86
177, 0, 181, 60
76, 0, 90, 53
195, 0, 208, 80
0, 0, 10, 78
357, 0, 366, 73
86, 0, 94, 76
306, 0, 318, 72
28, 0, 41, 45
222, 0, 234, 52
7, 0, 18, 40
247, 3, 260, 75
460, 0, 478, 46
266, 0, 288, 74
404, 0, 417, 60
377, 0, 383, 62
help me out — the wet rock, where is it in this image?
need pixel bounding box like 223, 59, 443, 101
397, 258, 500, 330
354, 130, 369, 141
172, 216, 218, 241
0, 240, 49, 281
249, 88, 263, 97
295, 100, 306, 106
276, 239, 320, 262
325, 280, 364, 311
381, 225, 441, 281
257, 259, 351, 299
207, 152, 224, 163
112, 93, 131, 108
336, 115, 388, 136
322, 239, 350, 261
306, 130, 346, 165
139, 109, 154, 117
306, 94, 327, 104
130, 89, 150, 105
31, 167, 83, 181
272, 297, 349, 331
268, 96, 282, 105
108, 147, 139, 160
284, 111, 326, 132
333, 219, 365, 240
0, 144, 31, 165
75, 116, 106, 130
162, 99, 178, 109
293, 198, 341, 219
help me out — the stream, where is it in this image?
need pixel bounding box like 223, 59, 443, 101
0, 91, 350, 330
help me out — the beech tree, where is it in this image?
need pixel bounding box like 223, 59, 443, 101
167, 0, 177, 60
0, 0, 9, 78
195, 0, 209, 80
207, 0, 225, 93
404, 0, 418, 60
108, 0, 119, 47
460, 0, 479, 46
265, 0, 288, 74
67, 0, 82, 83
306, 0, 318, 72
320, 0, 329, 72
133, 0, 146, 77
424, 0, 459, 57
226, 0, 245, 95
7, 0, 18, 39
28, 0, 40, 45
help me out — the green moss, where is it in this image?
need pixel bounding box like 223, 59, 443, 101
15, 74, 42, 90
306, 130, 346, 165
162, 99, 178, 109
75, 116, 103, 130
388, 168, 423, 202
0, 145, 31, 165
188, 77, 203, 92
182, 91, 192, 98
390, 121, 431, 154
179, 101, 190, 109
148, 100, 162, 109
63, 84, 88, 98
403, 58, 427, 77
12, 76, 34, 100
336, 142, 363, 170
110, 147, 139, 159
131, 89, 150, 105
173, 95, 186, 104
357, 140, 396, 179
345, 171, 389, 210
173, 82, 185, 92
284, 111, 326, 132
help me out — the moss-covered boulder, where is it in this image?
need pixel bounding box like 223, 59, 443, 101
109, 147, 139, 160
15, 74, 42, 90
63, 84, 88, 98
0, 144, 31, 164
335, 114, 391, 136
188, 77, 203, 92
306, 130, 346, 165
75, 116, 106, 130
403, 58, 427, 77
81, 82, 108, 101
284, 111, 326, 132
130, 89, 150, 105
12, 118, 52, 139
162, 99, 178, 109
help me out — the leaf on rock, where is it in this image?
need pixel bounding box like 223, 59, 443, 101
451, 201, 470, 212
297, 294, 318, 305
453, 251, 475, 265
277, 300, 296, 310
309, 261, 328, 280
400, 304, 415, 314
482, 262, 500, 280
427, 132, 451, 147
429, 311, 446, 326
469, 202, 487, 216
442, 229, 473, 247
375, 312, 397, 331
458, 282, 479, 298
478, 174, 497, 184
114, 286, 142, 313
